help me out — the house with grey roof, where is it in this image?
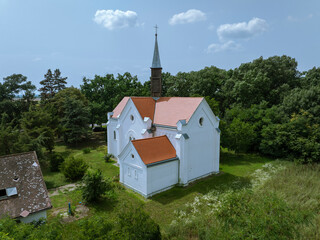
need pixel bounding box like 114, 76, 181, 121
0, 152, 52, 223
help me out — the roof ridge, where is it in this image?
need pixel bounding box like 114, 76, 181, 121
0, 151, 36, 159
131, 135, 167, 143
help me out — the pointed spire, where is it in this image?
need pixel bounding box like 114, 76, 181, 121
152, 25, 161, 68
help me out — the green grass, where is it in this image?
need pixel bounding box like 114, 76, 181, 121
47, 145, 272, 230
144, 150, 271, 227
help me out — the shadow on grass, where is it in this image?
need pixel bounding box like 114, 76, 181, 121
220, 151, 270, 166
150, 172, 251, 205
55, 132, 106, 152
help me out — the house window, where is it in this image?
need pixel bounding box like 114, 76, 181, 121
114, 131, 116, 140
0, 189, 6, 197
134, 170, 138, 180
131, 154, 134, 158
127, 167, 131, 176
199, 117, 204, 126
130, 115, 134, 121
0, 189, 7, 200
129, 136, 135, 142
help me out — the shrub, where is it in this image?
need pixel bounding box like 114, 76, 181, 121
104, 153, 114, 163
113, 205, 161, 240
62, 157, 88, 181
81, 169, 114, 203
49, 152, 65, 172
78, 216, 113, 240
82, 148, 91, 154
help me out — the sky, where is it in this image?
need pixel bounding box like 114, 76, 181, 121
0, 0, 319, 90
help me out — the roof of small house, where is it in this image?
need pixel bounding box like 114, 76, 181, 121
0, 152, 52, 219
132, 135, 176, 165
111, 97, 203, 127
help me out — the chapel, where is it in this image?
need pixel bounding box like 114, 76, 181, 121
107, 29, 220, 197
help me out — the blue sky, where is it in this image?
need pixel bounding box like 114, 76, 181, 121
0, 0, 319, 90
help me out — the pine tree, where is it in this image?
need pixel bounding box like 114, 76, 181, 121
39, 69, 67, 101
39, 69, 55, 101
62, 97, 90, 144
53, 69, 67, 92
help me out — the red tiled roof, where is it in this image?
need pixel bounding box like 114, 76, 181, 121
154, 97, 203, 127
112, 97, 130, 118
112, 97, 203, 127
131, 97, 156, 122
132, 136, 176, 165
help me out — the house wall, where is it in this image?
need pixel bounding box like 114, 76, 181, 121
181, 100, 220, 184
19, 210, 47, 223
146, 160, 179, 197
154, 127, 180, 156
119, 143, 147, 196
107, 118, 118, 157
108, 99, 152, 161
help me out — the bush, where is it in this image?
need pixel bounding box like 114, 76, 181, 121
113, 205, 161, 240
104, 153, 114, 163
81, 169, 114, 203
78, 216, 113, 240
82, 148, 91, 154
49, 152, 65, 172
62, 157, 88, 181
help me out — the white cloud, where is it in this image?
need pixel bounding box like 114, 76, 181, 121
94, 9, 138, 30
207, 41, 241, 53
32, 57, 42, 62
217, 17, 268, 41
169, 9, 206, 25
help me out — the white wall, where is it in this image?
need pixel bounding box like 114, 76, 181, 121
147, 160, 179, 197
107, 118, 118, 157
107, 99, 152, 161
181, 100, 220, 183
119, 143, 147, 196
19, 210, 47, 223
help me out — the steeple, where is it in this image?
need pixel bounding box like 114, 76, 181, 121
150, 25, 162, 97
152, 25, 161, 68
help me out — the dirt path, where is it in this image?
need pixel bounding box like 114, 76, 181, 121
49, 183, 82, 197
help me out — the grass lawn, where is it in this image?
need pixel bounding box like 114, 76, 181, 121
47, 136, 272, 230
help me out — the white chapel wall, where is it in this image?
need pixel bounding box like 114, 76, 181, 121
146, 160, 179, 197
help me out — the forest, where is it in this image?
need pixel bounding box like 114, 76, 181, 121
1, 55, 319, 163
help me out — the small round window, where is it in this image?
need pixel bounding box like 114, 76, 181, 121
131, 154, 134, 158
130, 115, 134, 121
199, 117, 204, 126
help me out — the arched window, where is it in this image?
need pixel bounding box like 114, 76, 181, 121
113, 131, 116, 140
199, 117, 204, 126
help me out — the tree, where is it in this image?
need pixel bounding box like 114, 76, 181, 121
81, 169, 113, 203
39, 69, 67, 101
81, 73, 146, 126
221, 118, 256, 153
0, 113, 22, 156
62, 157, 88, 181
20, 105, 56, 152
61, 97, 90, 144
0, 74, 36, 124
52, 69, 67, 92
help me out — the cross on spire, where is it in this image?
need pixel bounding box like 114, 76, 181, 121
154, 24, 158, 36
